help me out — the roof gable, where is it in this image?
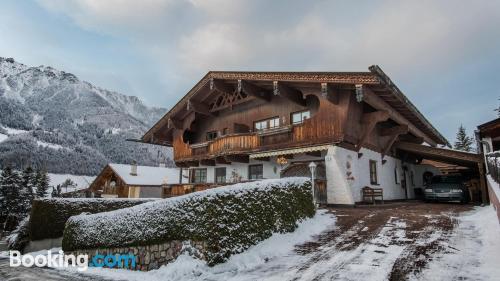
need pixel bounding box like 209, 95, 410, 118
108, 164, 180, 186
142, 66, 448, 146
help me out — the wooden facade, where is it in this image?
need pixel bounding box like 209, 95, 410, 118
142, 66, 448, 168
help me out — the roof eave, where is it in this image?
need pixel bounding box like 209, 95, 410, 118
368, 65, 449, 147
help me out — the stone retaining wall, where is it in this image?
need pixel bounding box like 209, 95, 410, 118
67, 240, 207, 271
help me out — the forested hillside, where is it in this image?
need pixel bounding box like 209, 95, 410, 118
0, 57, 172, 175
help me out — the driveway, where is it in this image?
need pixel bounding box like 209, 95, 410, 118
292, 202, 478, 280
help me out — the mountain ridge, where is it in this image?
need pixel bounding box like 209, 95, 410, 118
0, 57, 172, 175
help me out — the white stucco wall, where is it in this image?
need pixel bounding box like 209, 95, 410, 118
189, 153, 324, 183
187, 145, 441, 205
324, 146, 441, 204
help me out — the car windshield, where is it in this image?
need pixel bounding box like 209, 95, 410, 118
431, 176, 462, 184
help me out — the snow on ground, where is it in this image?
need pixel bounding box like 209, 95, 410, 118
0, 133, 7, 143
411, 205, 500, 281
57, 209, 336, 281
48, 173, 95, 194
37, 140, 66, 150
0, 125, 28, 135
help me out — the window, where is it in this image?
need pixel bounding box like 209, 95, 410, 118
248, 164, 263, 180
291, 110, 310, 124
369, 160, 378, 185
206, 131, 217, 141
191, 168, 207, 183
215, 167, 226, 184
254, 117, 280, 131
269, 117, 280, 129
222, 128, 228, 135
254, 120, 267, 130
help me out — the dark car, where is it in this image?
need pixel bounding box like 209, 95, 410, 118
424, 175, 469, 203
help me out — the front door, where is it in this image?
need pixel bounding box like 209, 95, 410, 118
280, 162, 327, 204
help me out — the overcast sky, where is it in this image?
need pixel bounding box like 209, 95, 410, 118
1, 0, 499, 143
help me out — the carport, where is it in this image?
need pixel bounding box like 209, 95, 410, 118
394, 141, 487, 204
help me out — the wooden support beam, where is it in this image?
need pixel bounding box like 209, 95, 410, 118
168, 118, 183, 130
215, 156, 231, 165
380, 124, 409, 137
187, 100, 213, 116
210, 78, 234, 94
355, 111, 390, 151
478, 162, 488, 205
381, 125, 409, 157
320, 83, 339, 105
273, 81, 306, 106
225, 155, 249, 163
200, 159, 216, 166
238, 80, 271, 101
362, 87, 437, 147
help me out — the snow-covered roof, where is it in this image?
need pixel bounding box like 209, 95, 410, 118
108, 163, 180, 186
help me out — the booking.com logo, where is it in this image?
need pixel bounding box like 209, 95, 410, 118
10, 250, 136, 271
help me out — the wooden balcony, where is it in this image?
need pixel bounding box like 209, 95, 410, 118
173, 115, 343, 163
174, 133, 259, 161
208, 133, 258, 155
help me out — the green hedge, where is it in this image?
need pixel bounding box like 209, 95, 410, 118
63, 178, 314, 265
30, 198, 155, 241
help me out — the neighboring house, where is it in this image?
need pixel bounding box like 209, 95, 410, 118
140, 66, 485, 205
477, 118, 500, 220
89, 163, 184, 198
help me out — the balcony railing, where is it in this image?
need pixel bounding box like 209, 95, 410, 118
173, 117, 341, 162
487, 152, 500, 184
208, 133, 258, 156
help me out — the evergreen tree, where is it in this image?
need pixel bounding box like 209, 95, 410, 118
453, 124, 473, 152
0, 166, 23, 231
35, 170, 50, 198
19, 167, 35, 215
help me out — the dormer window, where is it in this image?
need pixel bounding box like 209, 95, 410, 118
254, 117, 280, 131
291, 110, 310, 124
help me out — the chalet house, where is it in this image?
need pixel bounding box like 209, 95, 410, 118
89, 163, 185, 198
140, 66, 486, 205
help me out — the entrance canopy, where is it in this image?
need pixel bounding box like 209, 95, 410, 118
394, 141, 487, 203
394, 142, 482, 167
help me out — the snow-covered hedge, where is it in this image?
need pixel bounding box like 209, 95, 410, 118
63, 178, 314, 265
6, 216, 30, 251
30, 198, 155, 241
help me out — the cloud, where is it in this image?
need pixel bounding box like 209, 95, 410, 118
30, 0, 500, 141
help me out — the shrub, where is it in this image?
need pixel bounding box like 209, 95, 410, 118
30, 198, 155, 241
63, 178, 314, 265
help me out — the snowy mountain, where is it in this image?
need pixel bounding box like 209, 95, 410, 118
0, 57, 171, 175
